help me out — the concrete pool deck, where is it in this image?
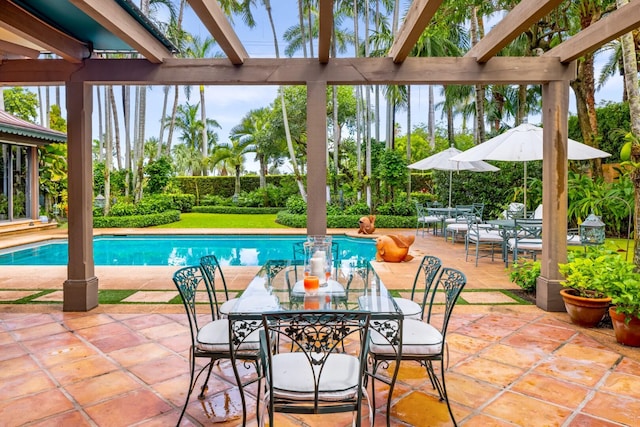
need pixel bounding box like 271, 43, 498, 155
0, 227, 518, 309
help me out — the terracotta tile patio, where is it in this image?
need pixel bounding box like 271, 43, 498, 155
1, 228, 639, 426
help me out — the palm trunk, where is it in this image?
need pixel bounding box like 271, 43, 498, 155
471, 7, 486, 144
200, 86, 208, 175
97, 86, 104, 162
617, 0, 640, 268
265, 0, 306, 199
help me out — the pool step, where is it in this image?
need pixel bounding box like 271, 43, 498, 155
0, 219, 59, 238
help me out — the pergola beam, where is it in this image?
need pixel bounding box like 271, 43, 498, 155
544, 0, 640, 63
0, 57, 575, 86
465, 0, 564, 63
318, 0, 334, 64
0, 0, 89, 63
388, 0, 444, 63
70, 0, 173, 64
0, 39, 40, 59
188, 0, 248, 65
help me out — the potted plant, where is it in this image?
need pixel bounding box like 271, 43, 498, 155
605, 268, 640, 347
558, 246, 615, 327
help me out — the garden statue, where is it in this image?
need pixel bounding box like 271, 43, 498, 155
358, 215, 376, 234
375, 234, 415, 262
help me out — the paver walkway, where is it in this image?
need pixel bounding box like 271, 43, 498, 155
1, 227, 639, 426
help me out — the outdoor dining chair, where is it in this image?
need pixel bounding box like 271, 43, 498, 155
368, 267, 467, 427
465, 215, 504, 266
172, 265, 261, 425
200, 254, 239, 317
506, 218, 543, 266
415, 201, 442, 237
393, 255, 442, 319
258, 311, 372, 427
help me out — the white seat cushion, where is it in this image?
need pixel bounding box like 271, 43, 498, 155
508, 238, 542, 251
468, 229, 503, 243
369, 318, 442, 356
393, 297, 422, 319
197, 319, 259, 352
271, 352, 360, 401
446, 223, 468, 232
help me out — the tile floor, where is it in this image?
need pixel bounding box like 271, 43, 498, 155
1, 228, 639, 426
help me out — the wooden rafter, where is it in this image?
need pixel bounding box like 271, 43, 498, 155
70, 0, 173, 64
0, 57, 575, 86
465, 0, 564, 62
388, 0, 444, 63
188, 0, 248, 65
318, 0, 334, 64
0, 39, 40, 59
544, 0, 640, 63
0, 0, 89, 63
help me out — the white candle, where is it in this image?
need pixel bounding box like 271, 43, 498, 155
310, 257, 324, 278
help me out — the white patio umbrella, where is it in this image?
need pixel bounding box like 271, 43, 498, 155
450, 123, 611, 212
409, 146, 499, 207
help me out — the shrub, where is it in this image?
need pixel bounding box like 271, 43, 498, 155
286, 195, 307, 215
193, 206, 282, 214
200, 194, 231, 206
509, 259, 540, 293
376, 201, 414, 216
344, 203, 371, 216
93, 210, 180, 228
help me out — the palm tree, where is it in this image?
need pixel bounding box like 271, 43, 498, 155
210, 138, 256, 197
185, 35, 216, 171
229, 107, 279, 188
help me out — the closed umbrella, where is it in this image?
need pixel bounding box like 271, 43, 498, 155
450, 123, 611, 212
409, 147, 499, 207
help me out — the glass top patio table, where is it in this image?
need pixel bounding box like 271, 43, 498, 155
229, 259, 400, 314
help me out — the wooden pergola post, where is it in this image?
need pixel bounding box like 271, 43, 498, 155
63, 80, 98, 311
306, 80, 328, 235
536, 80, 570, 311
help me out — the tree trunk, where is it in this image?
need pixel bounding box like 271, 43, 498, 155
516, 85, 527, 125
265, 0, 306, 199
97, 86, 104, 162
200, 85, 208, 174
406, 86, 412, 199
617, 0, 640, 268
428, 85, 435, 147
570, 53, 602, 179
471, 7, 486, 144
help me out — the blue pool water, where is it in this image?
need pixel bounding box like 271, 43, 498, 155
0, 235, 377, 267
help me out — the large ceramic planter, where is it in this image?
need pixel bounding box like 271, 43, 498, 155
560, 289, 611, 328
609, 307, 640, 347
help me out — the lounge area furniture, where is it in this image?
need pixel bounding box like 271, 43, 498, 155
200, 254, 239, 318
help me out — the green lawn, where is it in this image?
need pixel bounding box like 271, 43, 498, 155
152, 212, 291, 229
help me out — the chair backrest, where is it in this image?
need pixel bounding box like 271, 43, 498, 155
414, 201, 425, 217
410, 256, 443, 314
530, 204, 543, 219
172, 265, 216, 343
504, 202, 525, 219
515, 218, 543, 239
425, 267, 467, 339
472, 202, 484, 220
200, 254, 229, 299
260, 311, 371, 414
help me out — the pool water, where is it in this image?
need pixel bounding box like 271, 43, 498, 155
0, 235, 377, 267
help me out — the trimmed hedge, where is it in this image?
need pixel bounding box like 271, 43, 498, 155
93, 210, 180, 228
276, 212, 416, 228
193, 206, 283, 214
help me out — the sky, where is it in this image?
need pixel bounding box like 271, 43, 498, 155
34, 2, 626, 172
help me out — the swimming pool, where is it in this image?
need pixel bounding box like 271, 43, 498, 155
0, 235, 377, 267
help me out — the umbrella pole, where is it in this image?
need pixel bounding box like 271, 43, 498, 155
448, 170, 453, 207
523, 161, 527, 216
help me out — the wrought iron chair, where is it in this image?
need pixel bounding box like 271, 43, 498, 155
368, 267, 467, 427
392, 255, 442, 319
258, 311, 372, 427
200, 254, 238, 317
172, 265, 261, 425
